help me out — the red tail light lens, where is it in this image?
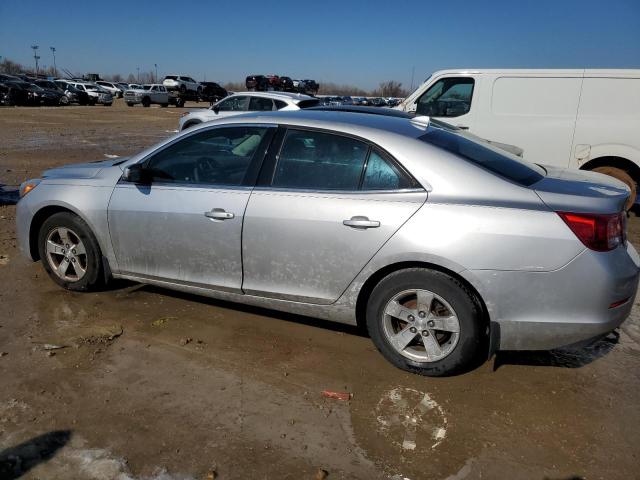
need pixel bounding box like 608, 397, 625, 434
557, 211, 626, 252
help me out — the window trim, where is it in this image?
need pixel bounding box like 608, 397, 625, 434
256, 125, 423, 193
122, 124, 277, 189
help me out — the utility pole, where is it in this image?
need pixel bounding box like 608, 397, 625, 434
50, 47, 57, 77
154, 63, 158, 83
136, 67, 140, 82
31, 45, 40, 76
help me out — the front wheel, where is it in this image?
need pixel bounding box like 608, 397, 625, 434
366, 268, 485, 376
142, 97, 151, 107
38, 212, 105, 291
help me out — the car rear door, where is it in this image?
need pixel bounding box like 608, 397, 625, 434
108, 125, 275, 291
241, 127, 427, 304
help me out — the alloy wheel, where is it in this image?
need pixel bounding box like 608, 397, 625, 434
45, 227, 88, 282
382, 289, 460, 363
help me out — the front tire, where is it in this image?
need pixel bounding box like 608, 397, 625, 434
366, 268, 485, 376
37, 212, 105, 291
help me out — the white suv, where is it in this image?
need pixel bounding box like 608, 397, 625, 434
178, 91, 320, 130
64, 81, 113, 106
124, 84, 169, 107
162, 75, 201, 94
96, 81, 123, 98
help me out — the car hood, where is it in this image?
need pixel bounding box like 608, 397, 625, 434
42, 158, 129, 179
532, 165, 630, 214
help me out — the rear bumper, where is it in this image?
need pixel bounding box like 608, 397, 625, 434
468, 242, 640, 350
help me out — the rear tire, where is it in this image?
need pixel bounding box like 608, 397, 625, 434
366, 268, 485, 376
37, 212, 105, 292
142, 97, 151, 107
592, 166, 636, 211
127, 102, 134, 107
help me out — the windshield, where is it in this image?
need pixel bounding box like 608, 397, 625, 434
143, 85, 152, 90
84, 85, 99, 91
164, 76, 178, 80
419, 124, 545, 187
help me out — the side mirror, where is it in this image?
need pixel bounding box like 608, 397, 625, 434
123, 163, 152, 184
213, 106, 220, 114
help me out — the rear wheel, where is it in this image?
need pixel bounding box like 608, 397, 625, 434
142, 97, 151, 107
366, 268, 485, 376
592, 166, 636, 211
38, 212, 105, 291
126, 102, 134, 107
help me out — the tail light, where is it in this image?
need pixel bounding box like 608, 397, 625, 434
557, 211, 626, 252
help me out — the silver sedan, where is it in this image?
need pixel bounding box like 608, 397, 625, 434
16, 111, 639, 376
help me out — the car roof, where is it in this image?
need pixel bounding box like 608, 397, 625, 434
194, 109, 429, 140
227, 91, 316, 103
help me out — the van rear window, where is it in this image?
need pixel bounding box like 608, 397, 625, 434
419, 127, 545, 186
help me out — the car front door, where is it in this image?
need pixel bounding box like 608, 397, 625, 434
108, 125, 274, 291
241, 128, 427, 304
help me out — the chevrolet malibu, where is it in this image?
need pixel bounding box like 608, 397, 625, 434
16, 111, 639, 376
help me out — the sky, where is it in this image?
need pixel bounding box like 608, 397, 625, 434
1, 0, 639, 90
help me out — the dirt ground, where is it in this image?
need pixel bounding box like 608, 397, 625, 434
1, 101, 640, 480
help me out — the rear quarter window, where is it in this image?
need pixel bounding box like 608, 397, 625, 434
419, 127, 545, 186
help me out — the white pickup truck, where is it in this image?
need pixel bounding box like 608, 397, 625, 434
124, 84, 169, 107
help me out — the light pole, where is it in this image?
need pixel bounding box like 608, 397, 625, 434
154, 64, 158, 83
31, 45, 40, 76
137, 67, 140, 82
50, 47, 57, 77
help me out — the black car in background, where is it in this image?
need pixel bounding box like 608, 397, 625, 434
54, 81, 90, 105
199, 82, 228, 104
0, 81, 29, 106
246, 75, 269, 91
300, 79, 319, 95
279, 76, 295, 92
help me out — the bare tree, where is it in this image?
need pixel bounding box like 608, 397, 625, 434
376, 80, 407, 98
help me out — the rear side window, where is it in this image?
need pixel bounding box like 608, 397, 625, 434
272, 130, 368, 190
274, 100, 288, 110
249, 97, 274, 111
419, 127, 544, 186
362, 149, 414, 190
297, 99, 320, 109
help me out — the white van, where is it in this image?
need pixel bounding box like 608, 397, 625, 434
398, 69, 640, 207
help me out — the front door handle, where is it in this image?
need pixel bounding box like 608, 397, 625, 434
343, 216, 380, 229
456, 125, 469, 130
205, 208, 235, 220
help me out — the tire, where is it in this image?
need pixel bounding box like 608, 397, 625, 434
127, 102, 134, 107
142, 97, 151, 107
161, 103, 168, 108
37, 212, 105, 292
366, 268, 485, 376
592, 166, 636, 211
179, 84, 186, 94
175, 98, 185, 108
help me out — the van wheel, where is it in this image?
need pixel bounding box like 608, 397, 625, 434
592, 166, 636, 211
366, 268, 485, 376
38, 212, 105, 292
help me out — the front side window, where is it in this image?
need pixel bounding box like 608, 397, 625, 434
146, 127, 268, 186
217, 96, 249, 112
272, 130, 369, 190
249, 97, 274, 111
362, 149, 414, 190
416, 77, 474, 117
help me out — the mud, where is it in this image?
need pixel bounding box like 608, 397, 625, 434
1, 102, 640, 479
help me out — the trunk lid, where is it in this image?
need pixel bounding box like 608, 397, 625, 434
532, 165, 630, 213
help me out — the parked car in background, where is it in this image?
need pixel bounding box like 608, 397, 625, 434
116, 82, 130, 91
54, 81, 90, 105
17, 110, 638, 377
96, 81, 124, 98
178, 91, 320, 130
199, 82, 228, 104
0, 81, 29, 106
265, 75, 280, 90
32, 80, 72, 105
279, 76, 295, 92
124, 84, 169, 107
64, 81, 113, 106
20, 83, 66, 105
398, 68, 640, 209
246, 75, 269, 91
369, 97, 388, 107
300, 79, 319, 95
162, 75, 201, 94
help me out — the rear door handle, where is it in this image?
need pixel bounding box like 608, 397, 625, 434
343, 216, 380, 229
205, 208, 235, 220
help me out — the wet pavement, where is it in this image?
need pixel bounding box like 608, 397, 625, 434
1, 103, 639, 479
